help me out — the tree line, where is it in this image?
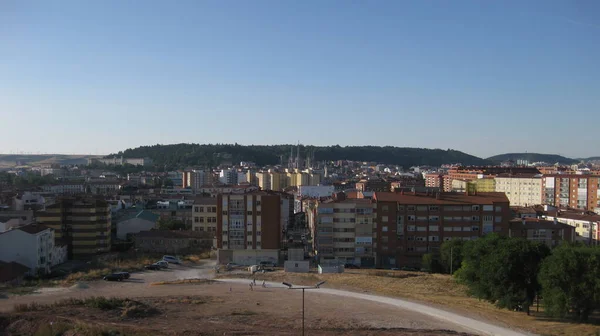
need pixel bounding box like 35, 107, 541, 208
105, 143, 490, 170
423, 235, 600, 321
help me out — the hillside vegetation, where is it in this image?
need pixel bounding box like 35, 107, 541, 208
487, 153, 579, 165
108, 143, 490, 169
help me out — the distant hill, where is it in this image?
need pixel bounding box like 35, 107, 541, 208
0, 154, 100, 168
108, 144, 491, 169
487, 153, 579, 165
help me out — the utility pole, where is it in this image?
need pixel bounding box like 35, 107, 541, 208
450, 246, 453, 274
283, 281, 326, 336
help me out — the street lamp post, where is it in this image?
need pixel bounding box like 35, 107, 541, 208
282, 281, 326, 336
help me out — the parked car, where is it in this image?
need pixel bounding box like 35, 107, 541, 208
259, 261, 277, 267
114, 272, 130, 279
162, 255, 181, 264
344, 263, 360, 269
144, 264, 161, 270
155, 261, 169, 269
103, 273, 123, 281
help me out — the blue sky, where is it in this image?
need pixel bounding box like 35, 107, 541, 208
1, 0, 599, 158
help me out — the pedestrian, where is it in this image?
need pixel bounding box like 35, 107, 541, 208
249, 282, 253, 291
262, 280, 266, 288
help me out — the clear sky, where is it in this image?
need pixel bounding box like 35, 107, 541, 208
1, 0, 599, 158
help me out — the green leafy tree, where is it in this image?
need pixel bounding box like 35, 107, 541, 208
456, 234, 549, 314
440, 238, 465, 274
157, 218, 186, 230
539, 244, 600, 321
421, 253, 444, 273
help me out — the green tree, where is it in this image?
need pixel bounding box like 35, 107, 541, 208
456, 234, 549, 314
440, 238, 465, 274
539, 244, 600, 321
157, 218, 186, 230
421, 253, 444, 273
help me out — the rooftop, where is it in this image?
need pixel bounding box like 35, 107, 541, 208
373, 191, 509, 205
17, 224, 51, 235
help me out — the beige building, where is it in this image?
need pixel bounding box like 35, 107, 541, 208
495, 174, 543, 207
191, 198, 218, 236
308, 194, 375, 267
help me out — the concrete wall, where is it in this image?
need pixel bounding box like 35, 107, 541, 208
318, 264, 344, 274
284, 260, 310, 273
216, 249, 279, 265
288, 248, 304, 261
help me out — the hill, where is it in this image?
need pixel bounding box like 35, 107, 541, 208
486, 153, 579, 165
0, 154, 100, 168
108, 144, 490, 169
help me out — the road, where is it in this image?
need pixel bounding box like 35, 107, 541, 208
217, 279, 535, 336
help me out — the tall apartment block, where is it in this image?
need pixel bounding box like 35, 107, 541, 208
372, 191, 510, 268
494, 174, 543, 207
216, 192, 291, 264
307, 193, 376, 267
37, 197, 111, 259
542, 175, 600, 212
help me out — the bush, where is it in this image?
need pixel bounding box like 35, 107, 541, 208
120, 301, 159, 319
84, 297, 127, 310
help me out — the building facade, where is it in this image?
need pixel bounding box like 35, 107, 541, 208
508, 218, 575, 247
495, 175, 543, 207
37, 197, 112, 259
308, 195, 375, 267
372, 191, 511, 268
542, 175, 600, 212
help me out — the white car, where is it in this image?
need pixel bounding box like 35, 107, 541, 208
162, 255, 181, 264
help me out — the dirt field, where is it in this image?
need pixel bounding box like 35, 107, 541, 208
219, 268, 600, 336
0, 281, 476, 335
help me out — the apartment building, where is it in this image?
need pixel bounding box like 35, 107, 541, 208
254, 170, 321, 191
307, 194, 375, 267
508, 218, 575, 247
543, 210, 600, 244
191, 198, 218, 235
0, 224, 68, 275
495, 174, 543, 207
542, 175, 600, 212
372, 191, 511, 268
451, 178, 496, 193
36, 197, 111, 259
216, 192, 286, 265
424, 174, 451, 192
42, 184, 85, 194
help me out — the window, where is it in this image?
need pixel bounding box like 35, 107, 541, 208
257, 231, 261, 236
472, 205, 480, 211
443, 227, 452, 232
256, 242, 261, 247
429, 216, 439, 221
397, 205, 405, 211
408, 215, 416, 221
472, 226, 479, 231
199, 227, 204, 231
382, 205, 389, 212
247, 241, 252, 246
495, 216, 502, 223
199, 207, 204, 212
429, 236, 439, 242
407, 205, 416, 211
417, 206, 427, 211
222, 210, 228, 215
382, 226, 388, 232
483, 215, 493, 222
471, 216, 479, 221
429, 206, 439, 211
194, 207, 199, 213
495, 206, 502, 212
483, 205, 493, 211
194, 217, 199, 223
256, 211, 261, 216
199, 217, 204, 223
247, 211, 252, 215
407, 225, 416, 231
416, 236, 426, 241
382, 216, 388, 222
429, 225, 439, 231
256, 201, 261, 206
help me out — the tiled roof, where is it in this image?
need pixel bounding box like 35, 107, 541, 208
374, 191, 509, 205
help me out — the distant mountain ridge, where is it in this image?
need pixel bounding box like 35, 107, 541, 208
108, 143, 491, 169
487, 153, 580, 165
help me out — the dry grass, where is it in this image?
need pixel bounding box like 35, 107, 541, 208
219, 269, 600, 336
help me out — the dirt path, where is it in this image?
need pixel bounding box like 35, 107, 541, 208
217, 279, 535, 336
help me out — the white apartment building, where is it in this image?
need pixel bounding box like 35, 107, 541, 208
298, 185, 335, 198
0, 224, 67, 274
495, 175, 543, 207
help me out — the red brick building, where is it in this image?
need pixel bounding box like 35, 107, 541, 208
372, 191, 511, 268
